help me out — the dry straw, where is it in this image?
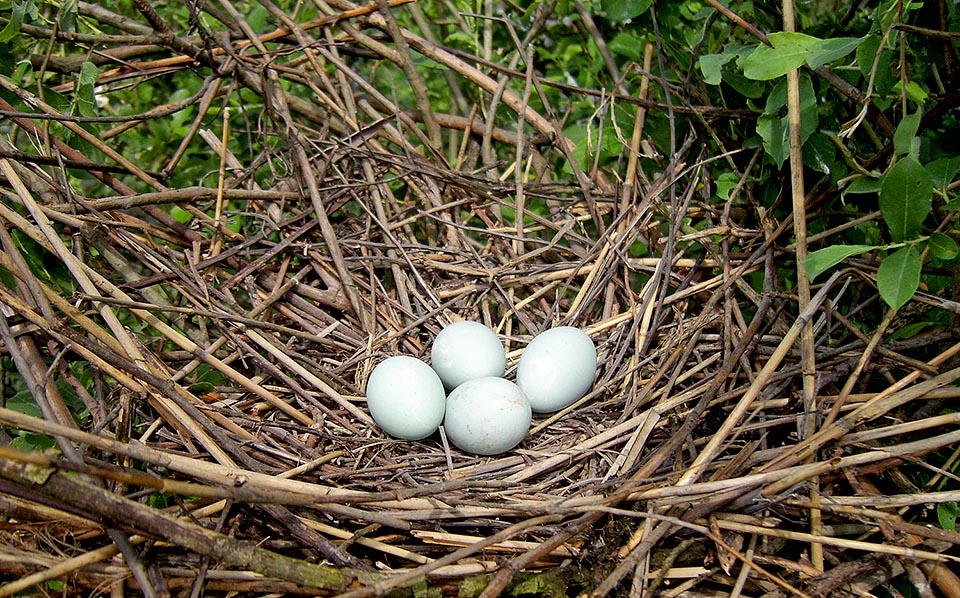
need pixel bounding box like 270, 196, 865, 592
0, 1, 958, 596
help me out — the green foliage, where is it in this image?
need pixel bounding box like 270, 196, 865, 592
601, 0, 651, 22
0, 1, 957, 591
0, 0, 37, 43
939, 502, 959, 531
56, 0, 77, 33
877, 245, 921, 309
74, 61, 100, 117
806, 244, 877, 281
808, 132, 943, 309
756, 74, 817, 167
928, 233, 959, 260
682, 0, 954, 309
740, 32, 821, 81
806, 36, 866, 70
893, 110, 922, 157
688, 1, 958, 285
5, 373, 90, 451
879, 157, 932, 242
10, 230, 77, 295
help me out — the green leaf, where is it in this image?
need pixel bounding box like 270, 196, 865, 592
0, 1, 27, 43
609, 32, 646, 61
602, 0, 652, 21
927, 156, 960, 190
757, 112, 787, 166
10, 432, 56, 451
562, 122, 621, 176
170, 205, 193, 224
894, 80, 929, 104
893, 110, 921, 157
887, 321, 932, 341
856, 34, 880, 76
699, 52, 734, 86
879, 157, 933, 242
7, 390, 43, 418
806, 36, 866, 69
803, 132, 837, 174
769, 31, 821, 50
806, 245, 876, 281
246, 4, 270, 32
188, 381, 216, 396
719, 68, 764, 98
857, 37, 896, 97
938, 502, 959, 532
877, 246, 921, 309
756, 75, 818, 166
714, 172, 740, 200
929, 232, 959, 260
740, 32, 820, 80
56, 0, 77, 33
843, 176, 883, 195
75, 61, 99, 117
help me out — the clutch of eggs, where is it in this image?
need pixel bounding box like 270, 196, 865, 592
365, 322, 597, 455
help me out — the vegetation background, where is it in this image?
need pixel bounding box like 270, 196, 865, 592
0, 0, 959, 596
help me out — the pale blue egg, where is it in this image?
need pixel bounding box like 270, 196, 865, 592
430, 321, 506, 390
443, 377, 531, 455
516, 327, 597, 413
366, 356, 446, 440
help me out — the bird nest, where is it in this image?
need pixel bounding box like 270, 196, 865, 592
1, 1, 960, 597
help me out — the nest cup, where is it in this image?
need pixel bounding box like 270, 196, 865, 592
0, 1, 955, 596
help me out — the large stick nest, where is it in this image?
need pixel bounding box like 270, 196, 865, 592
1, 1, 960, 596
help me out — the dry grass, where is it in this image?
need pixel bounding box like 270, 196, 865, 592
0, 1, 959, 596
